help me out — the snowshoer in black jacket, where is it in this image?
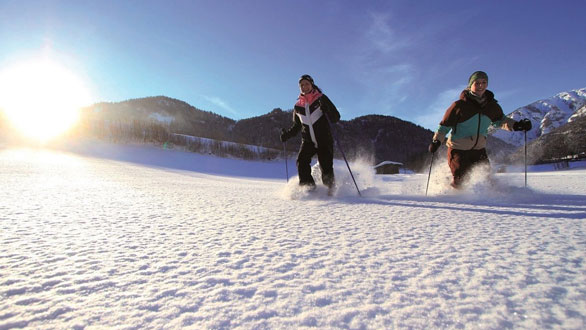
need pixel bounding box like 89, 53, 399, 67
280, 74, 341, 191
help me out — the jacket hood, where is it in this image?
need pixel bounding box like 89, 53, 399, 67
460, 89, 496, 102
296, 89, 323, 107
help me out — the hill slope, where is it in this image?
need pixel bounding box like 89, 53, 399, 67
82, 96, 235, 141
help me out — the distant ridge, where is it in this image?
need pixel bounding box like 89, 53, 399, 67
492, 87, 586, 147
80, 97, 436, 169
76, 87, 586, 168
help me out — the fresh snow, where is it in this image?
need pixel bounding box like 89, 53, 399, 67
148, 112, 175, 124
374, 160, 404, 166
569, 104, 586, 123
1, 142, 585, 329
170, 134, 276, 155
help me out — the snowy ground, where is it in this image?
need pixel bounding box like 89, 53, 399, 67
1, 142, 585, 329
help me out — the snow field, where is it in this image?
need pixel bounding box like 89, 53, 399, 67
1, 146, 585, 329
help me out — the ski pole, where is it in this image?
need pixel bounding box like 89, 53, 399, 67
325, 115, 361, 196
283, 142, 289, 183
425, 152, 434, 196
524, 130, 527, 188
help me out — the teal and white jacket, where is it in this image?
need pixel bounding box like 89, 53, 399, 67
433, 90, 515, 150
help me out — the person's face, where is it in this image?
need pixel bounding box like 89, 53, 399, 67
299, 79, 313, 94
470, 78, 488, 97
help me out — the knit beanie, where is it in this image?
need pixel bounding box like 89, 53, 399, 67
299, 74, 314, 84
468, 71, 488, 88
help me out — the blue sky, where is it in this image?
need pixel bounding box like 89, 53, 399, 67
1, 0, 585, 130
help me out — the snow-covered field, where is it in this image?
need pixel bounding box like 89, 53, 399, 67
1, 142, 585, 329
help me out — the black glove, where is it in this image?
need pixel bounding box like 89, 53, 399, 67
513, 119, 532, 131
428, 140, 441, 153
279, 128, 288, 142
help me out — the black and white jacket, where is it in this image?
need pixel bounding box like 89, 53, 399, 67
283, 89, 340, 148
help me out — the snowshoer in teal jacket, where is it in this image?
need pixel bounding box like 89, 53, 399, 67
429, 71, 532, 188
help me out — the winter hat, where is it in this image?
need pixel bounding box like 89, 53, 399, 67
298, 74, 323, 93
468, 71, 488, 88
299, 74, 314, 84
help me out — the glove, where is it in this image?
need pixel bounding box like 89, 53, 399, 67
513, 119, 532, 131
279, 128, 288, 142
428, 140, 441, 153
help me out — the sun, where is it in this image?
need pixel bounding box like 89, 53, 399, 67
0, 58, 92, 143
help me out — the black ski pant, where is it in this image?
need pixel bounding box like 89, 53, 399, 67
448, 147, 489, 187
296, 141, 335, 188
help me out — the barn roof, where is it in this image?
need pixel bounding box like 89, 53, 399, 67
374, 161, 403, 168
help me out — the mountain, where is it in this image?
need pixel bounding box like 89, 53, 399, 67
230, 108, 297, 149
332, 115, 433, 166
492, 87, 586, 147
196, 110, 436, 167
230, 110, 435, 165
6, 89, 581, 166
79, 97, 435, 169
509, 113, 586, 164
81, 96, 235, 141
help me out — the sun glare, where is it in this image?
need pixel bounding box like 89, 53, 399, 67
0, 59, 92, 143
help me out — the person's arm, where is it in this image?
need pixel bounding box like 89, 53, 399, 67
432, 102, 458, 143
321, 95, 340, 123
280, 111, 301, 142
490, 103, 531, 132
492, 115, 516, 131
490, 104, 517, 131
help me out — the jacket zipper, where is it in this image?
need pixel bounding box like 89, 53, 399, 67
470, 113, 481, 150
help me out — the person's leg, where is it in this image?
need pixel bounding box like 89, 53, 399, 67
317, 143, 335, 189
476, 148, 490, 167
297, 142, 317, 186
449, 148, 491, 188
448, 148, 467, 188
469, 148, 492, 181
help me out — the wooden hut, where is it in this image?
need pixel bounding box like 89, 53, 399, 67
374, 161, 404, 174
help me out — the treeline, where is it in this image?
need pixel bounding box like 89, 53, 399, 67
79, 98, 439, 172
76, 118, 282, 161
169, 134, 281, 160
230, 110, 436, 172
76, 118, 170, 143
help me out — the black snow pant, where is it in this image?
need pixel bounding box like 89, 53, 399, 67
448, 147, 490, 187
296, 141, 335, 188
